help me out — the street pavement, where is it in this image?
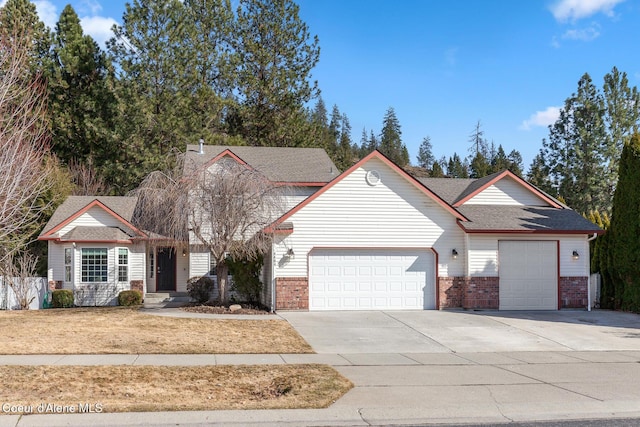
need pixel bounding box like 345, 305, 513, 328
2, 309, 640, 426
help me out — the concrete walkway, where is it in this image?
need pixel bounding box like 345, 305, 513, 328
2, 308, 640, 426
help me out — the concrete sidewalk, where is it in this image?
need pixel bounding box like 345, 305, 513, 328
2, 350, 640, 426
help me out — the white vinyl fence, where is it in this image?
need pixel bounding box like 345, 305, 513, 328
0, 277, 48, 310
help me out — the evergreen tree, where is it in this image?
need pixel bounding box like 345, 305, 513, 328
181, 0, 236, 136
430, 161, 444, 177
526, 150, 555, 196
447, 153, 468, 178
606, 133, 640, 312
234, 0, 320, 147
334, 113, 353, 170
108, 0, 189, 191
48, 5, 117, 177
490, 145, 510, 173
507, 149, 523, 176
469, 152, 490, 178
0, 0, 51, 72
416, 136, 435, 169
379, 107, 409, 166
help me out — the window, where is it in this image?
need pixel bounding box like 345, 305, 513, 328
81, 248, 108, 282
64, 248, 72, 282
118, 248, 128, 282
149, 251, 154, 278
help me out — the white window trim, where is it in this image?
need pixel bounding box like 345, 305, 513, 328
118, 247, 129, 283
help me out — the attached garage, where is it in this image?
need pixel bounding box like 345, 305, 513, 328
308, 248, 435, 311
499, 241, 558, 310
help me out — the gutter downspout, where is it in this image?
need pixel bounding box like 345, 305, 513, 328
586, 233, 598, 312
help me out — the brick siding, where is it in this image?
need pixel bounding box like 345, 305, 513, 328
438, 277, 499, 309
438, 277, 464, 309
463, 277, 499, 309
559, 276, 588, 308
275, 277, 309, 310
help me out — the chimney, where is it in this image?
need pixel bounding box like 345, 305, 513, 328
198, 138, 204, 154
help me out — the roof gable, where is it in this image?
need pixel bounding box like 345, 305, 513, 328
266, 150, 467, 231
184, 145, 338, 185
453, 170, 562, 208
39, 197, 145, 241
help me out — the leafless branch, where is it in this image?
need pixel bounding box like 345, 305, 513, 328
0, 29, 53, 262
1, 251, 39, 310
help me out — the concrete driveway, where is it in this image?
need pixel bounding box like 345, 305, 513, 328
278, 309, 640, 353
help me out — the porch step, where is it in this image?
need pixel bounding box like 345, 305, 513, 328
144, 292, 193, 304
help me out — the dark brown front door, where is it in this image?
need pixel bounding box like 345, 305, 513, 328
156, 247, 176, 291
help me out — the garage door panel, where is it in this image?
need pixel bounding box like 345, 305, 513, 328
309, 248, 435, 311
499, 241, 557, 310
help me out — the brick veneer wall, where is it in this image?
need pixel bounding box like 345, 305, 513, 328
438, 277, 464, 309
559, 276, 588, 308
463, 277, 499, 309
276, 277, 309, 310
438, 277, 500, 309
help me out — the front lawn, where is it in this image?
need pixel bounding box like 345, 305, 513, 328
0, 365, 352, 413
0, 307, 312, 354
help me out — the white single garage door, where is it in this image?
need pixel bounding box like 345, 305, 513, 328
499, 241, 557, 310
309, 248, 435, 311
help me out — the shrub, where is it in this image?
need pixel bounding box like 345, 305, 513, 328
51, 289, 74, 308
187, 276, 214, 304
228, 255, 263, 304
118, 290, 142, 306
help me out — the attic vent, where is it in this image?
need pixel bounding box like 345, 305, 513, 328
366, 170, 381, 186
198, 138, 204, 154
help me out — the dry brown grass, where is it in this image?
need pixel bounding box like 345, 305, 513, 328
0, 307, 312, 354
0, 365, 353, 413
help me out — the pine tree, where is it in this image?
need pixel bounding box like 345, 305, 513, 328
507, 149, 523, 176
448, 153, 468, 178
234, 0, 320, 147
469, 152, 490, 178
108, 0, 189, 191
430, 161, 444, 177
526, 150, 555, 196
416, 136, 435, 169
607, 133, 640, 312
0, 0, 51, 73
48, 5, 117, 178
379, 107, 409, 166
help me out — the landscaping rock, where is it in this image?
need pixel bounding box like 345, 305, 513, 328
229, 304, 242, 312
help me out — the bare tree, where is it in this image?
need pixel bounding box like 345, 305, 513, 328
1, 251, 39, 310
68, 158, 112, 196
0, 29, 53, 262
131, 156, 285, 303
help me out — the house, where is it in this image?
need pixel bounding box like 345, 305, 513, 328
40, 146, 603, 310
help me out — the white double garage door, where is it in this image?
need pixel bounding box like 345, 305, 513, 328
308, 242, 558, 311
309, 248, 436, 310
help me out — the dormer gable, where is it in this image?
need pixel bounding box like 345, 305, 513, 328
454, 170, 561, 208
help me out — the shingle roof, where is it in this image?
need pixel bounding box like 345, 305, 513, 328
184, 145, 339, 183
416, 177, 475, 204
457, 205, 602, 233
451, 170, 504, 204
60, 226, 134, 242
40, 196, 139, 236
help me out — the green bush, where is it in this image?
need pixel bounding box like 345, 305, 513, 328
186, 276, 214, 304
118, 290, 142, 306
228, 255, 263, 304
51, 289, 74, 308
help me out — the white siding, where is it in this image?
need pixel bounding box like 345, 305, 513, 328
464, 177, 550, 206
274, 157, 465, 279
283, 186, 318, 212
46, 242, 146, 306
468, 234, 590, 277
189, 249, 210, 278
57, 206, 131, 236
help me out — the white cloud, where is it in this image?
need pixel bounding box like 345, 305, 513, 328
80, 15, 118, 48
33, 0, 58, 30
520, 106, 561, 131
562, 24, 601, 41
550, 0, 625, 22
79, 0, 103, 15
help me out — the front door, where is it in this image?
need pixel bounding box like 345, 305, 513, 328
156, 247, 176, 291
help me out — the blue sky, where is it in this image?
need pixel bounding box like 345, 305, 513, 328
12, 0, 640, 170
